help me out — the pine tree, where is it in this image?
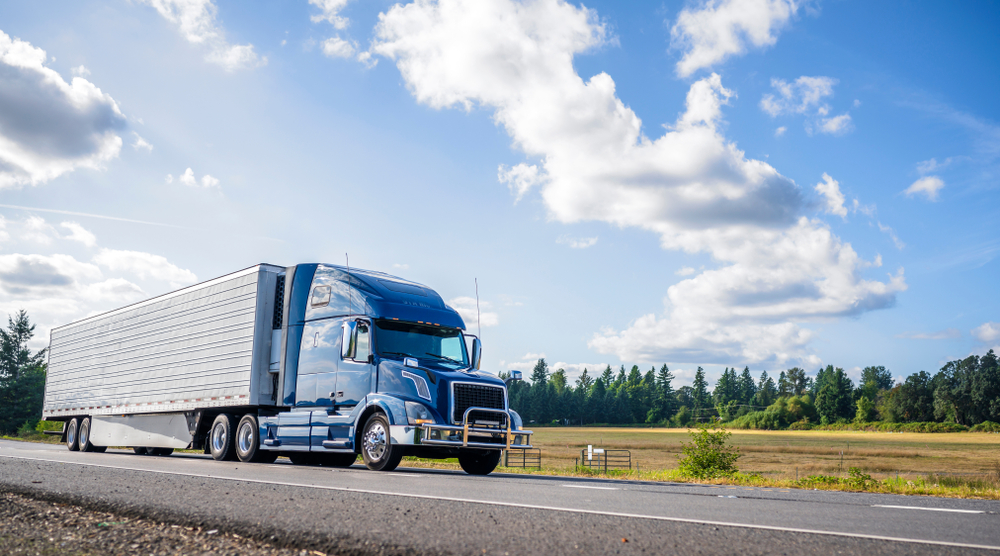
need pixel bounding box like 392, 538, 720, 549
600, 365, 614, 388
0, 310, 48, 434
692, 366, 709, 419
738, 366, 757, 405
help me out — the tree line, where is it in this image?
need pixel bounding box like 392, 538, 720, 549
504, 352, 1000, 429
0, 310, 47, 435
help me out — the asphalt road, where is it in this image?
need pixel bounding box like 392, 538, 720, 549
2, 439, 998, 555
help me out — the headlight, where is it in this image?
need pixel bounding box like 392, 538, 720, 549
405, 401, 435, 425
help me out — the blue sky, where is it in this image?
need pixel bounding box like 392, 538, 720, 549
1, 0, 998, 387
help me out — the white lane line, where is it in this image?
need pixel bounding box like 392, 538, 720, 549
3, 454, 999, 552
561, 484, 618, 490
873, 505, 985, 514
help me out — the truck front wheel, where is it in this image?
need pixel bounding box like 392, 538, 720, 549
361, 414, 403, 471
458, 449, 501, 475
209, 414, 238, 461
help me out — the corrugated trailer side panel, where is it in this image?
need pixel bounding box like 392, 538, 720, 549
43, 265, 283, 418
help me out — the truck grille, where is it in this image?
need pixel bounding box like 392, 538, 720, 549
452, 383, 506, 426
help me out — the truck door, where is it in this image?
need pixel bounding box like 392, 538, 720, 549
337, 319, 374, 407
285, 319, 340, 449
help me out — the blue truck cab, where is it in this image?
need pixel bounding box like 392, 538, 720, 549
256, 263, 532, 474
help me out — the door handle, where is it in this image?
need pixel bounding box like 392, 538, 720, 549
313, 332, 319, 347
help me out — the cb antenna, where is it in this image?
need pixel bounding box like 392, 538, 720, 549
475, 277, 481, 338
346, 253, 353, 317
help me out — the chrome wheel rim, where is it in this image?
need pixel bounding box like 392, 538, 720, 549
237, 422, 254, 455
66, 421, 77, 446
79, 421, 89, 447
363, 421, 387, 461
211, 422, 227, 453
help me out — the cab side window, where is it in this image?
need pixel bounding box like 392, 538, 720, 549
355, 322, 371, 361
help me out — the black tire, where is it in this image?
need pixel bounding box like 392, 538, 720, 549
91, 446, 107, 453
66, 418, 79, 451
458, 449, 501, 475
287, 452, 321, 465
133, 447, 148, 455
360, 413, 403, 472
235, 414, 272, 463
209, 414, 238, 461
320, 453, 357, 468
78, 417, 94, 452
150, 448, 173, 456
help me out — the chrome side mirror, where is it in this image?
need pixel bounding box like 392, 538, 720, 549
470, 337, 482, 370
504, 370, 521, 387
341, 320, 357, 359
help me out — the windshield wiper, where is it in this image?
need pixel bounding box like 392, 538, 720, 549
380, 351, 415, 359
423, 352, 465, 365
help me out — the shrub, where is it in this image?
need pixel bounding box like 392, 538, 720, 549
16, 418, 39, 438
971, 421, 1000, 433
677, 425, 741, 478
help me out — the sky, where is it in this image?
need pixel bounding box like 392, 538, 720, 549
1, 0, 998, 388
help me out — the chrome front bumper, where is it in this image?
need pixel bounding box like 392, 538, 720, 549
419, 407, 533, 450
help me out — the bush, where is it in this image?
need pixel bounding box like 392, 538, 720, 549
16, 418, 39, 438
971, 421, 1000, 433
677, 425, 741, 478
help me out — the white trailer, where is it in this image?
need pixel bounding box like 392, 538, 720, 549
44, 264, 284, 453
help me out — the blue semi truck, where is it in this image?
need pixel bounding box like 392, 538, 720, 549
43, 263, 531, 475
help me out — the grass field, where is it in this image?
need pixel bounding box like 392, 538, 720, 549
517, 427, 1000, 480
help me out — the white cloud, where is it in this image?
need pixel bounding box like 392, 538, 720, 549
671, 0, 800, 77
916, 157, 955, 174
132, 132, 153, 152
138, 0, 265, 71
310, 0, 353, 29
20, 216, 59, 245
904, 175, 945, 201
774, 126, 786, 137
896, 328, 960, 340
814, 173, 847, 217
819, 113, 852, 135
176, 167, 219, 188
522, 352, 545, 360
675, 266, 696, 276
761, 76, 852, 135
447, 296, 499, 329
374, 0, 904, 366
761, 76, 836, 116
973, 322, 1000, 344
498, 163, 544, 202
877, 221, 904, 250
71, 65, 90, 76
0, 30, 126, 188
322, 36, 356, 59
92, 248, 197, 285
165, 174, 174, 184
59, 221, 97, 247
556, 235, 597, 249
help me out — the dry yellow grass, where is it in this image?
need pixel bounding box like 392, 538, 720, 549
519, 427, 1000, 480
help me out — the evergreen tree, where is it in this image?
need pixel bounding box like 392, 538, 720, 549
692, 367, 710, 418
777, 370, 791, 397
0, 310, 48, 434
588, 378, 608, 423
648, 364, 676, 423
529, 359, 550, 422
600, 365, 614, 388
738, 366, 757, 404
786, 367, 811, 395
613, 365, 627, 389
753, 371, 777, 408
713, 367, 737, 406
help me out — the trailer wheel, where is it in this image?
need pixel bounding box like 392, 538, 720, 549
235, 414, 274, 463
361, 413, 403, 472
320, 453, 357, 468
65, 418, 79, 451
209, 414, 238, 461
133, 447, 147, 455
458, 449, 501, 475
78, 417, 94, 452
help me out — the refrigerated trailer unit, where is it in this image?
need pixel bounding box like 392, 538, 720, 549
43, 263, 531, 474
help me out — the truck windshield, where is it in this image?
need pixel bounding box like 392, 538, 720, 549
374, 320, 468, 367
